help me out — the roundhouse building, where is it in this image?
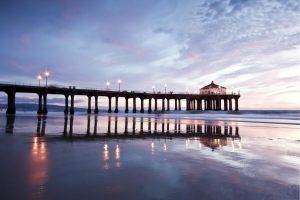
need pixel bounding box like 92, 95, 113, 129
200, 81, 226, 94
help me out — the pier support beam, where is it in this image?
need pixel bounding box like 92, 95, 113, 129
196, 99, 200, 110
162, 99, 165, 111
140, 98, 144, 113
193, 99, 196, 110
70, 95, 75, 114
6, 91, 16, 115
199, 99, 202, 110
178, 99, 181, 110
125, 98, 129, 113
87, 95, 92, 114
64, 95, 68, 114
114, 97, 119, 113
154, 98, 157, 111
133, 98, 137, 113
229, 98, 232, 111
235, 98, 239, 111
148, 98, 152, 113
213, 99, 216, 110
186, 99, 190, 111
175, 99, 178, 110
167, 99, 170, 111
94, 96, 99, 113
224, 98, 228, 111
108, 97, 112, 113
208, 99, 211, 110
42, 94, 48, 114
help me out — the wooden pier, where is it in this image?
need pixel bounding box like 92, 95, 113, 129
0, 83, 240, 114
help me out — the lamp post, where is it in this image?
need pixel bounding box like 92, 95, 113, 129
152, 85, 155, 93
44, 71, 49, 87
164, 84, 167, 94
37, 75, 42, 87
186, 88, 189, 94
117, 79, 122, 92
106, 81, 110, 90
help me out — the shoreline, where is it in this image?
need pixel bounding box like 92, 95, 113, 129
1, 111, 299, 126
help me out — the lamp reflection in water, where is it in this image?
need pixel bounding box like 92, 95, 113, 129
103, 143, 109, 170
115, 144, 120, 159
103, 144, 109, 161
151, 141, 155, 155
102, 143, 122, 169
29, 116, 48, 200
185, 138, 190, 149
115, 144, 121, 168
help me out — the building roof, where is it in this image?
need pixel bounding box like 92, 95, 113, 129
201, 81, 226, 89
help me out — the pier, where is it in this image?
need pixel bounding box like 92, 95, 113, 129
0, 83, 240, 114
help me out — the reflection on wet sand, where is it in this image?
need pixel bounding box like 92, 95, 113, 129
5, 115, 241, 149
66, 115, 240, 150
5, 115, 15, 134
29, 129, 48, 199
5, 114, 241, 151
3, 114, 298, 200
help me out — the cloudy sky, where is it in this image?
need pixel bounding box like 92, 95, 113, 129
0, 0, 299, 109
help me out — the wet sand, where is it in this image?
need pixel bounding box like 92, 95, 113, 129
0, 113, 299, 200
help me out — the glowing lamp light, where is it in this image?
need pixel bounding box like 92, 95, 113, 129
37, 75, 42, 86
44, 70, 50, 87
117, 79, 122, 92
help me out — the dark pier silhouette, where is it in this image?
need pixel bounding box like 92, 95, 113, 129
0, 83, 240, 114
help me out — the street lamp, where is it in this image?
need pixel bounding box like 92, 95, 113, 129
186, 88, 189, 94
117, 79, 122, 92
106, 81, 110, 90
37, 75, 42, 87
164, 84, 167, 94
44, 71, 50, 87
152, 85, 155, 93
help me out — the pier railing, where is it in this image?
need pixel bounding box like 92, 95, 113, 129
0, 82, 240, 95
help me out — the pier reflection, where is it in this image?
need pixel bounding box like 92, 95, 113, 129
4, 114, 241, 150
60, 115, 241, 150
5, 115, 15, 134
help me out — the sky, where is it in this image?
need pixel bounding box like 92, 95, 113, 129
0, 0, 299, 109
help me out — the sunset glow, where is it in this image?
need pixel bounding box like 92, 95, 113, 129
0, 0, 299, 109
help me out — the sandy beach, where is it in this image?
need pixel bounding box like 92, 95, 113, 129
0, 112, 299, 200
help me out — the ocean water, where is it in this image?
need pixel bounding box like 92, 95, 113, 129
0, 111, 299, 200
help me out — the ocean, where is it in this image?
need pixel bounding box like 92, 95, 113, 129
0, 111, 299, 200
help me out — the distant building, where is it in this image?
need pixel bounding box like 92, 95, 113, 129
200, 81, 226, 94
